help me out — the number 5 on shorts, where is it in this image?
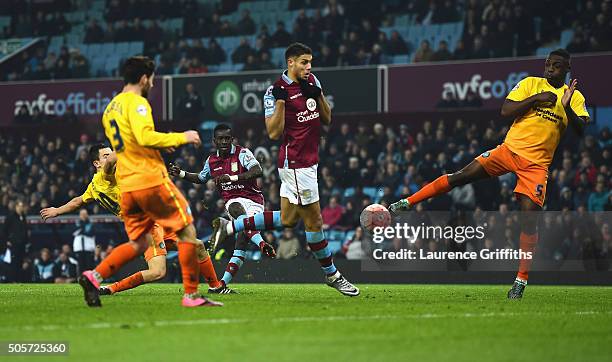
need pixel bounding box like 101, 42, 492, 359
535, 184, 544, 197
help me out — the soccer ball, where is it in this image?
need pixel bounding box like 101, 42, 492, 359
360, 204, 392, 233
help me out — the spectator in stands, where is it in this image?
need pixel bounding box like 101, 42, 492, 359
271, 21, 292, 47
207, 39, 227, 64
322, 196, 345, 230
318, 45, 335, 67
219, 20, 235, 37
33, 248, 55, 283
3, 200, 29, 276
242, 55, 259, 71
276, 229, 301, 259
84, 19, 105, 44
54, 251, 78, 283
414, 40, 434, 62
342, 227, 365, 260
71, 53, 90, 78
237, 10, 256, 35
176, 83, 204, 122
72, 209, 95, 271
387, 30, 409, 55
232, 38, 256, 64
432, 40, 452, 61
259, 51, 275, 70
335, 44, 355, 66
588, 181, 610, 211
187, 57, 207, 74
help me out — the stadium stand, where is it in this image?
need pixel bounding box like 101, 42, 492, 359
1, 117, 610, 277
2, 0, 611, 81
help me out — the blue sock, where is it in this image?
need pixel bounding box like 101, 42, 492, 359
232, 211, 282, 233
246, 231, 264, 248
306, 231, 337, 276
221, 250, 246, 286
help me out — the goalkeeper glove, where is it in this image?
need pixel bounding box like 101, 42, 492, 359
389, 199, 411, 214
299, 79, 322, 99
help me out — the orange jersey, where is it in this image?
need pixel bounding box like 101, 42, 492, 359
504, 76, 590, 167
101, 91, 187, 192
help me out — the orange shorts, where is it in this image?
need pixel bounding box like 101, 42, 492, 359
143, 224, 179, 262
475, 144, 548, 207
121, 180, 193, 242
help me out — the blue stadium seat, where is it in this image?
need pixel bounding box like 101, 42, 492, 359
88, 43, 102, 55
343, 187, 355, 198
91, 57, 106, 76
101, 42, 115, 54
270, 47, 285, 67
115, 42, 130, 55
128, 42, 144, 55
327, 240, 343, 254
344, 230, 356, 242
560, 29, 574, 48
363, 187, 378, 200
392, 55, 410, 64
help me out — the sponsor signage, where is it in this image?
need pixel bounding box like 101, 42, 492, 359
171, 67, 378, 120
388, 53, 612, 112
0, 78, 163, 125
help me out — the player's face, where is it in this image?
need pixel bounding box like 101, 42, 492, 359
288, 54, 313, 80
213, 130, 233, 155
141, 73, 155, 98
544, 55, 568, 83
93, 147, 113, 170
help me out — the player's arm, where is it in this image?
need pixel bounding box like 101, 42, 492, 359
130, 101, 201, 148
215, 149, 263, 184
562, 79, 588, 135
103, 151, 117, 175
168, 162, 205, 184
501, 77, 557, 119
264, 86, 287, 140
40, 196, 86, 220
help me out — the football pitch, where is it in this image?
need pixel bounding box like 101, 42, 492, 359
1, 284, 611, 362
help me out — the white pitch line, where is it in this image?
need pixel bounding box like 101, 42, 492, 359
1, 310, 611, 332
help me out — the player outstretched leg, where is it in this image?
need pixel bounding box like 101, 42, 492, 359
389, 159, 490, 214
78, 238, 148, 307
210, 211, 283, 252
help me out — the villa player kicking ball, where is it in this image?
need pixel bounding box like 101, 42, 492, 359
209, 43, 359, 297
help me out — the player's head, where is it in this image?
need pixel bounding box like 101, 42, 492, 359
213, 124, 233, 155
89, 143, 113, 170
121, 56, 155, 98
285, 42, 312, 81
545, 49, 570, 85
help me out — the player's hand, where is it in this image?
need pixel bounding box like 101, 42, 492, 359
533, 91, 557, 105
214, 174, 231, 185
272, 85, 288, 101
168, 162, 181, 177
184, 130, 201, 146
388, 199, 410, 215
40, 207, 59, 220
299, 79, 322, 99
561, 78, 577, 108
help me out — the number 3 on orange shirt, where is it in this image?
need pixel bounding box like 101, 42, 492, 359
109, 119, 125, 152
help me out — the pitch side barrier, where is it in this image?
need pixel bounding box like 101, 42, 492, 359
2, 52, 611, 127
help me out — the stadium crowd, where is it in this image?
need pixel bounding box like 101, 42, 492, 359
1, 118, 610, 281
2, 0, 612, 81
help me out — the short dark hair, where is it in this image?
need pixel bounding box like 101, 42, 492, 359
285, 42, 312, 62
213, 124, 232, 136
121, 56, 155, 84
549, 48, 570, 60
89, 143, 108, 164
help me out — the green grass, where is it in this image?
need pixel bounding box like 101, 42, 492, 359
1, 284, 611, 362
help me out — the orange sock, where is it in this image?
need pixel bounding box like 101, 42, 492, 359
178, 241, 199, 294
517, 232, 538, 281
407, 174, 451, 205
94, 242, 138, 279
199, 256, 221, 289
109, 271, 145, 293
